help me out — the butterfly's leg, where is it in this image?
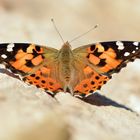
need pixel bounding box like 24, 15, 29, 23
63, 85, 77, 96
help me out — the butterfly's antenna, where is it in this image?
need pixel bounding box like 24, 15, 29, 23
69, 24, 98, 43
51, 18, 65, 43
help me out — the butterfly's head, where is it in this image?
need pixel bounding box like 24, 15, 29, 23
61, 41, 72, 50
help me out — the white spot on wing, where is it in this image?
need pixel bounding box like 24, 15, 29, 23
116, 41, 124, 50
132, 50, 136, 53
1, 54, 7, 59
7, 43, 15, 52
133, 42, 139, 46
0, 64, 6, 69
124, 52, 130, 56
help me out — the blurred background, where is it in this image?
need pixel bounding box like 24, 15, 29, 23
0, 0, 140, 47
0, 0, 140, 140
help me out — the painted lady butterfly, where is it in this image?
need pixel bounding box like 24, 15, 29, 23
0, 41, 140, 97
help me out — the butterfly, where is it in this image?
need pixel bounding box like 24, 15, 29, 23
0, 41, 140, 97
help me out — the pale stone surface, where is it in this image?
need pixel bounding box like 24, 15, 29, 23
0, 1, 140, 140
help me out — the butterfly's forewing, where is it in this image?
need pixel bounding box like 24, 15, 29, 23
73, 41, 140, 96
0, 43, 62, 96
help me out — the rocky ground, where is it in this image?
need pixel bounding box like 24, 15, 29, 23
0, 0, 140, 140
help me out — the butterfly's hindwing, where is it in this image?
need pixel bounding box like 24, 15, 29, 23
73, 66, 111, 97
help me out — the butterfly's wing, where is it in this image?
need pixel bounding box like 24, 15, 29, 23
73, 41, 140, 97
0, 43, 62, 96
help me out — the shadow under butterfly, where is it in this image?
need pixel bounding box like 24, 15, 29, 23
80, 92, 135, 112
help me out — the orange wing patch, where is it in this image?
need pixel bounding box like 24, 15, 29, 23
10, 54, 33, 69
9, 44, 45, 73
31, 55, 44, 66
74, 66, 110, 97
87, 43, 122, 73
0, 43, 61, 96
23, 67, 62, 93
